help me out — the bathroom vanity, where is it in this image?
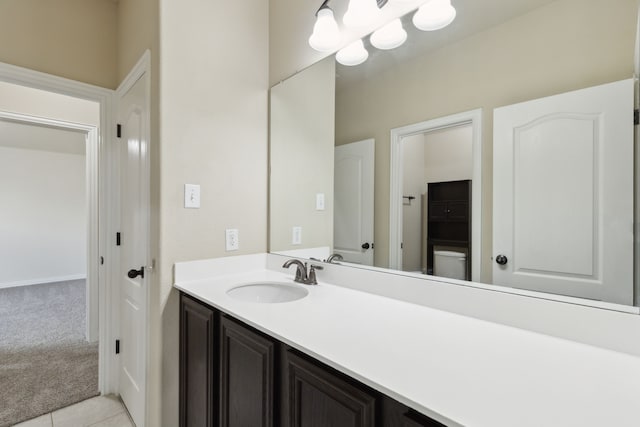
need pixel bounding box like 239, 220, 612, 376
180, 292, 441, 427
174, 253, 640, 427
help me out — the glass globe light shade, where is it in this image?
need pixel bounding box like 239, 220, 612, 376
336, 39, 369, 66
413, 0, 456, 31
370, 19, 407, 50
308, 8, 342, 52
343, 0, 382, 29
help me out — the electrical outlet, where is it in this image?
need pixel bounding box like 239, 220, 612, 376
316, 193, 325, 211
292, 226, 302, 245
184, 184, 200, 208
225, 229, 239, 251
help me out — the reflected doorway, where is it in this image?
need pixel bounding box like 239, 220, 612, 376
389, 109, 483, 281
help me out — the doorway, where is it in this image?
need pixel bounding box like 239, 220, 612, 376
389, 109, 482, 281
0, 62, 116, 424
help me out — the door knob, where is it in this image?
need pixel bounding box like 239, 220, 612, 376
361, 243, 370, 250
128, 267, 145, 279
495, 255, 508, 265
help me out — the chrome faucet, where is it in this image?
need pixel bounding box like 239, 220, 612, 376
282, 259, 323, 285
326, 253, 343, 264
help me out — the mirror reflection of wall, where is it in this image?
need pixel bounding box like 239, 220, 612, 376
335, 0, 636, 280
269, 0, 640, 307
269, 57, 335, 257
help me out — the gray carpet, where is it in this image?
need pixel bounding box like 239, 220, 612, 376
0, 280, 99, 426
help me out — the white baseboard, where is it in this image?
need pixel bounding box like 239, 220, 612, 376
0, 274, 87, 289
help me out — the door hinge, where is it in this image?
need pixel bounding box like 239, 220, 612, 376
117, 123, 122, 138
635, 109, 639, 126
100, 256, 104, 265
115, 339, 120, 354
116, 232, 121, 246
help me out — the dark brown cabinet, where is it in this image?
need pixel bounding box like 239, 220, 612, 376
180, 294, 216, 427
426, 180, 472, 279
283, 350, 376, 427
219, 315, 276, 427
180, 292, 446, 427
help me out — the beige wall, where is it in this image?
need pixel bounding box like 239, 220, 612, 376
402, 134, 425, 272
270, 57, 336, 253
0, 0, 118, 88
117, 0, 158, 84
269, 0, 330, 86
335, 0, 636, 278
158, 0, 269, 424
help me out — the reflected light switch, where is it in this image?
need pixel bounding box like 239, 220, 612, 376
292, 226, 302, 245
316, 193, 325, 211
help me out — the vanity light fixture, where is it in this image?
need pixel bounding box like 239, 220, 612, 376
336, 39, 369, 66
343, 0, 383, 29
370, 18, 407, 50
412, 0, 456, 31
308, 0, 457, 65
308, 0, 342, 52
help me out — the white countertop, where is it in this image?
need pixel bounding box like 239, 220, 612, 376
174, 257, 640, 427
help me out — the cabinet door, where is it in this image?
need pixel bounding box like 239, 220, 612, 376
428, 201, 448, 221
220, 315, 276, 427
180, 294, 216, 427
446, 201, 468, 221
381, 396, 445, 427
284, 350, 376, 427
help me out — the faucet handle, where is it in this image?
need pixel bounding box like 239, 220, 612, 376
308, 264, 323, 285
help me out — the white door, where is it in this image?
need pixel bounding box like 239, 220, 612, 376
117, 67, 150, 426
493, 79, 634, 304
334, 139, 375, 265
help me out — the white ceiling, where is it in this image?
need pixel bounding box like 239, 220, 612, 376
336, 0, 559, 89
0, 120, 86, 155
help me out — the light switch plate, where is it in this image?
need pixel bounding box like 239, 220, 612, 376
184, 184, 200, 208
316, 193, 325, 211
292, 226, 302, 245
225, 229, 239, 251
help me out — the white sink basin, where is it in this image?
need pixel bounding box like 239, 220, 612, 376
226, 282, 309, 303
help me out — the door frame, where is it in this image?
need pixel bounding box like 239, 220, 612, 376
0, 111, 99, 343
0, 61, 117, 393
115, 50, 151, 426
389, 109, 482, 281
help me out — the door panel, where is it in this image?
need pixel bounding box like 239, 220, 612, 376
493, 79, 633, 304
118, 68, 150, 426
334, 139, 375, 265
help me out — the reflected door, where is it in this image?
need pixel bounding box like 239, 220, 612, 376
334, 139, 375, 265
493, 79, 634, 304
118, 70, 150, 426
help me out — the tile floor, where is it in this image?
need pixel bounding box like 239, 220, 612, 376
13, 395, 134, 427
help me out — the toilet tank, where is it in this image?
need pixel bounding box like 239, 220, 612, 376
434, 250, 466, 280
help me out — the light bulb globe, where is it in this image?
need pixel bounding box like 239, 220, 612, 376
413, 0, 456, 31
336, 39, 369, 66
309, 8, 342, 52
370, 19, 407, 50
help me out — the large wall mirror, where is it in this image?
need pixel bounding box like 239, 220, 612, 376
269, 0, 640, 310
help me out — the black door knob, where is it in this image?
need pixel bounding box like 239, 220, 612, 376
361, 243, 370, 250
495, 255, 508, 265
128, 267, 145, 279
